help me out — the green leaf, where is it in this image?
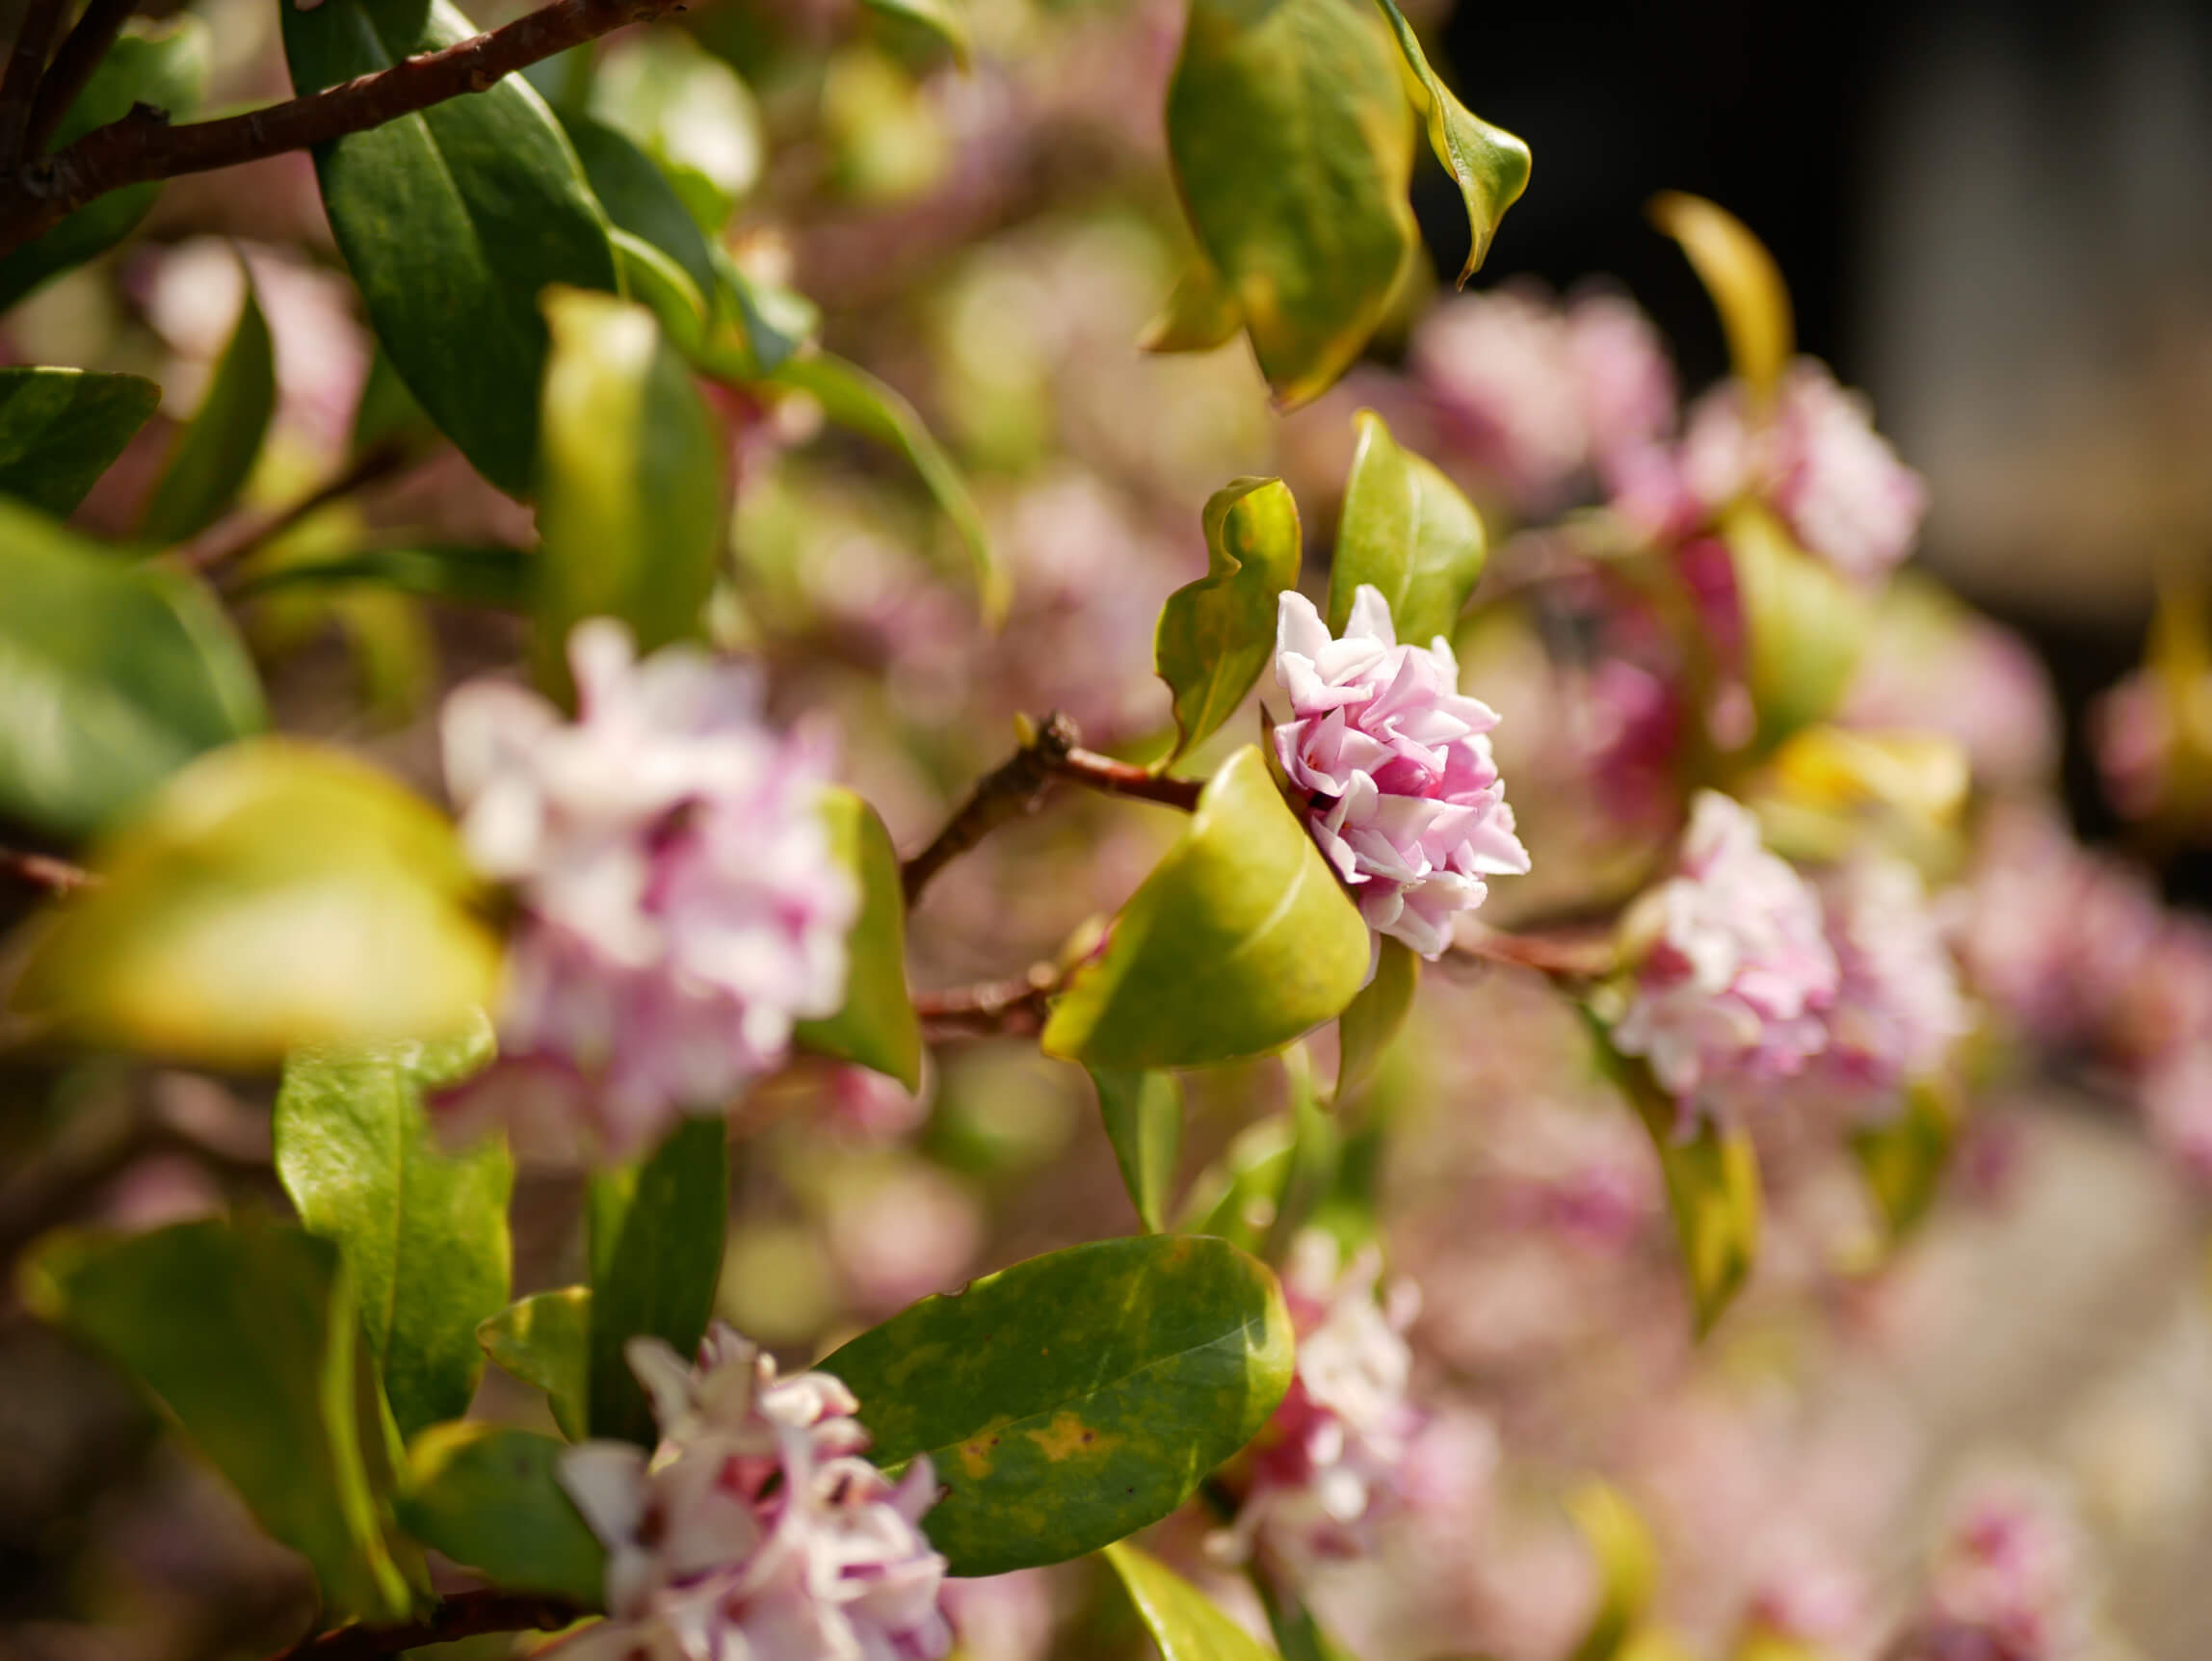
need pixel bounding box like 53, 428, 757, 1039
1851, 1077, 1957, 1244
478, 1286, 591, 1441
1155, 476, 1302, 766
769, 352, 1007, 624
560, 107, 720, 299
587, 28, 763, 234
534, 286, 726, 701
1181, 1111, 1296, 1253
232, 544, 533, 610
710, 249, 820, 378
0, 367, 159, 515
1142, 259, 1245, 355
1329, 409, 1487, 646
1588, 1014, 1759, 1333
795, 788, 922, 1090
824, 1234, 1293, 1575
1257, 1564, 1361, 1661
282, 0, 619, 497
1164, 0, 1415, 407
274, 1015, 512, 1440
1369, 0, 1528, 283
1262, 1045, 1340, 1261
1091, 1068, 1183, 1233
0, 497, 263, 837
588, 1116, 728, 1445
1041, 746, 1371, 1069
857, 0, 971, 66
1105, 1542, 1279, 1661
25, 1216, 420, 1621
397, 1423, 606, 1606
13, 738, 499, 1068
1335, 936, 1418, 1105
0, 21, 209, 313
1725, 503, 1870, 753
1648, 192, 1793, 403
139, 269, 276, 545
351, 348, 434, 459
1565, 1480, 1658, 1661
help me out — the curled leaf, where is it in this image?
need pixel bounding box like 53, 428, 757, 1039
1155, 476, 1303, 766
1370, 0, 1529, 283
1648, 191, 1792, 402
1330, 409, 1487, 646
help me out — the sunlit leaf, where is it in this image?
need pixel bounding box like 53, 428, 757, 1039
1329, 409, 1487, 646
1043, 748, 1370, 1068
1141, 258, 1245, 354
1369, 0, 1528, 282
397, 1423, 606, 1606
1648, 192, 1792, 402
1091, 1068, 1183, 1233
139, 264, 276, 545
858, 0, 970, 66
0, 367, 159, 516
1725, 503, 1870, 753
1106, 1542, 1278, 1661
1165, 0, 1416, 407
794, 789, 922, 1090
824, 1234, 1293, 1574
13, 739, 499, 1068
1566, 1480, 1658, 1661
478, 1286, 591, 1442
1335, 936, 1419, 1105
610, 226, 711, 354
589, 28, 762, 233
1156, 476, 1302, 765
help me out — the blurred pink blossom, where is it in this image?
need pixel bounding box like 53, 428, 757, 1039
2088, 670, 2169, 822
559, 1324, 950, 1661
1896, 1478, 2091, 1661
2139, 1043, 2212, 1186
436, 620, 856, 1159
1273, 586, 1531, 958
1816, 857, 1969, 1103
1612, 791, 1838, 1121
1844, 605, 2060, 793
1578, 659, 1682, 830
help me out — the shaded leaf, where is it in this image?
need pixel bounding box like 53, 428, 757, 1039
350, 348, 434, 458
1041, 746, 1371, 1069
1335, 936, 1418, 1106
588, 1117, 728, 1445
1142, 259, 1245, 354
1155, 476, 1302, 766
397, 1423, 606, 1606
1261, 1044, 1339, 1262
1105, 1542, 1278, 1661
1725, 503, 1870, 753
0, 367, 160, 515
534, 286, 726, 702
1329, 409, 1486, 646
0, 498, 263, 836
24, 1217, 420, 1621
560, 107, 719, 298
711, 251, 820, 377
824, 1234, 1293, 1575
1091, 1068, 1183, 1233
283, 0, 619, 497
14, 739, 499, 1068
1648, 192, 1792, 402
274, 1015, 511, 1439
0, 22, 209, 313
232, 544, 533, 610
795, 789, 922, 1091
1181, 1111, 1297, 1254
1165, 0, 1415, 407
1257, 1563, 1361, 1661
139, 267, 276, 545
478, 1286, 591, 1441
858, 0, 970, 66
1370, 0, 1528, 282
1851, 1076, 1957, 1244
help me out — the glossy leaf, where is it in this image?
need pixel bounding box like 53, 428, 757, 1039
0, 498, 264, 836
1725, 504, 1870, 753
1648, 192, 1792, 402
1370, 0, 1529, 282
478, 1286, 591, 1441
0, 22, 209, 313
795, 788, 922, 1091
588, 1116, 728, 1445
282, 0, 619, 497
24, 1217, 420, 1621
397, 1423, 606, 1605
1041, 746, 1371, 1069
1105, 1542, 1278, 1661
139, 269, 276, 544
13, 739, 499, 1068
274, 1015, 511, 1439
588, 28, 762, 233
1092, 1068, 1183, 1233
1566, 1481, 1659, 1661
1165, 0, 1415, 407
858, 0, 971, 66
1329, 409, 1487, 646
1851, 1077, 1958, 1243
533, 286, 726, 700
1335, 936, 1418, 1105
0, 367, 159, 515
824, 1234, 1293, 1575
1155, 476, 1302, 766
559, 107, 719, 298
770, 352, 1007, 623
232, 544, 533, 610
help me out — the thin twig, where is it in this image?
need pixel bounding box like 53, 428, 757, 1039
0, 0, 66, 169
912, 965, 1062, 1041
1444, 925, 1618, 981
26, 0, 137, 154
0, 845, 94, 891
174, 439, 414, 580
275, 1591, 588, 1661
0, 0, 692, 257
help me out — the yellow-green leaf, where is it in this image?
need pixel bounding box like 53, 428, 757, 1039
478, 1286, 590, 1441
795, 788, 923, 1091
1329, 409, 1487, 646
1851, 1076, 1958, 1244
1335, 935, 1419, 1105
1105, 1542, 1279, 1661
1091, 1068, 1183, 1232
857, 0, 970, 66
1041, 746, 1371, 1068
1566, 1480, 1658, 1661
1141, 258, 1245, 354
1726, 503, 1870, 753
1156, 476, 1302, 766
1648, 192, 1792, 402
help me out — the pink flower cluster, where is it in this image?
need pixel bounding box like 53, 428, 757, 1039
1272, 587, 1531, 959
1817, 857, 1971, 1099
559, 1325, 950, 1661
1224, 1233, 1422, 1563
438, 621, 857, 1159
1891, 1480, 2091, 1661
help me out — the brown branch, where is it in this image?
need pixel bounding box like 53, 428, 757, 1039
175, 439, 412, 580
26, 0, 136, 155
1444, 925, 1619, 981
0, 0, 66, 169
0, 845, 94, 892
276, 1591, 588, 1661
913, 965, 1061, 1041
0, 0, 690, 257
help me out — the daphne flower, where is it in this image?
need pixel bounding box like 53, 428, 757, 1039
558, 1324, 951, 1661
1612, 792, 1838, 1121
1890, 1478, 2092, 1661
1272, 587, 1530, 958
437, 620, 857, 1159
1817, 857, 1969, 1101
